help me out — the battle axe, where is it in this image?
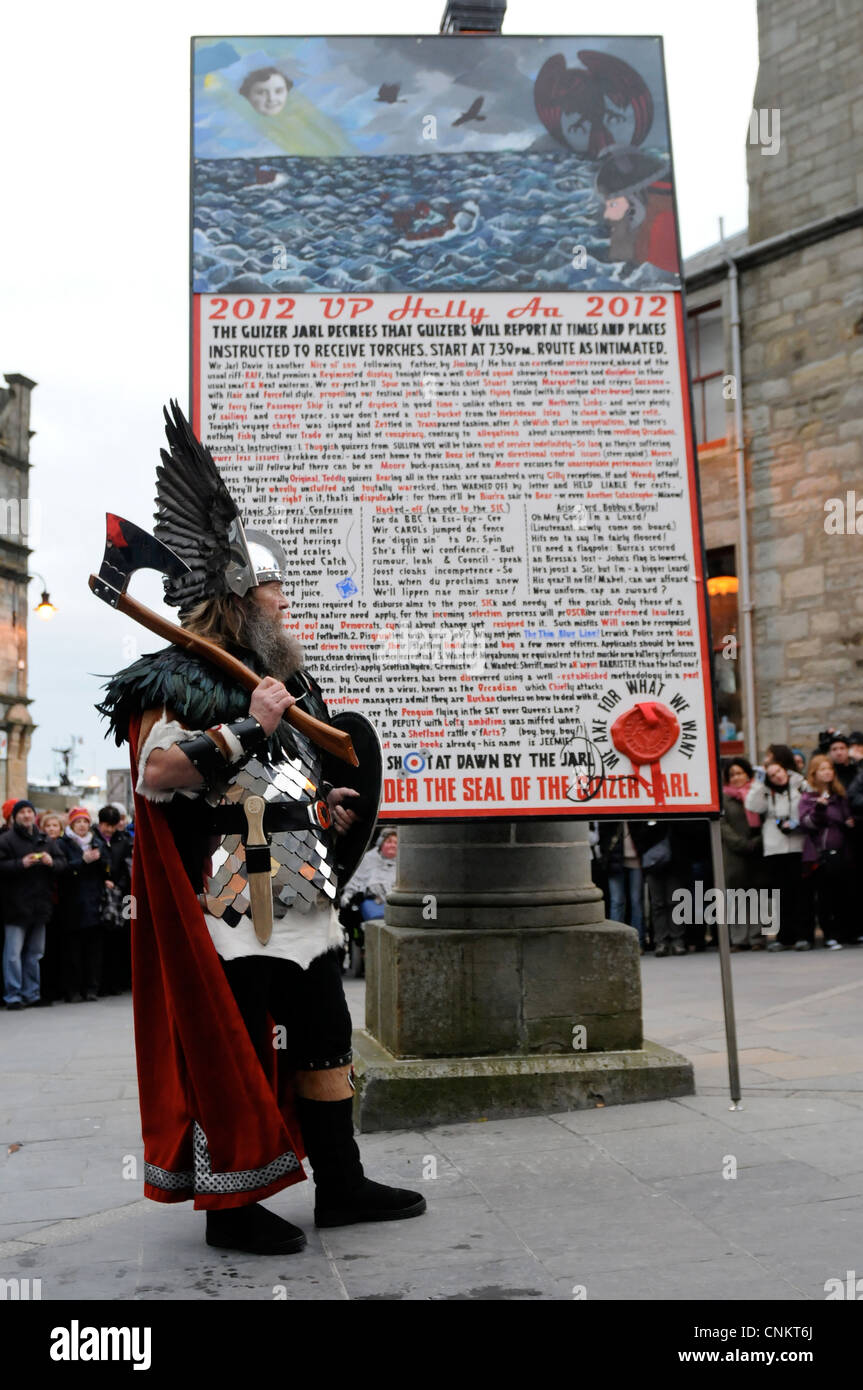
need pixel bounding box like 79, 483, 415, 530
89, 513, 358, 767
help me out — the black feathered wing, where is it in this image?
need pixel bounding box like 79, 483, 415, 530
154, 400, 241, 615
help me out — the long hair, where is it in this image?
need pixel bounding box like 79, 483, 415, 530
182, 595, 247, 650
765, 743, 796, 773
807, 753, 846, 799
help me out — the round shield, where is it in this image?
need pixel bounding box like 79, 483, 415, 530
327, 710, 384, 892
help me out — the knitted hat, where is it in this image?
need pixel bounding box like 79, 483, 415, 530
10, 799, 36, 820
2, 798, 17, 823
67, 806, 92, 825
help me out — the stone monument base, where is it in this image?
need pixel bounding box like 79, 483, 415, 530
352, 1029, 695, 1133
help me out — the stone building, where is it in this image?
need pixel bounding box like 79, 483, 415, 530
0, 374, 37, 801
684, 0, 863, 760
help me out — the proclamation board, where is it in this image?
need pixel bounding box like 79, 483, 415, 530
191, 34, 721, 820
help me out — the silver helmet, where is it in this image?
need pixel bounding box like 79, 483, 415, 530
225, 521, 288, 597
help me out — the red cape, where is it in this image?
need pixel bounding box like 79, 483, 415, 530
128, 713, 307, 1210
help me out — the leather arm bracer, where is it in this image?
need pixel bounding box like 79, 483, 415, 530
176, 716, 269, 786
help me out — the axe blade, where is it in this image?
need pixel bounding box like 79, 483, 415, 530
91, 512, 191, 608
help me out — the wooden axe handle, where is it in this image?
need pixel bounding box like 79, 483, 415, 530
89, 577, 359, 767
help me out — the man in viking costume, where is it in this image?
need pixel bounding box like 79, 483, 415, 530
97, 403, 425, 1255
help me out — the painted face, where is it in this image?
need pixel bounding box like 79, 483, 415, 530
603, 196, 630, 222
246, 75, 289, 115
727, 765, 749, 788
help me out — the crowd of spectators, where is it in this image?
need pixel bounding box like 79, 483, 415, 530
591, 730, 863, 956
1, 802, 133, 1009
6, 730, 861, 1003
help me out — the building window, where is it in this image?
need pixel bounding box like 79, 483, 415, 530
706, 545, 743, 752
688, 302, 726, 447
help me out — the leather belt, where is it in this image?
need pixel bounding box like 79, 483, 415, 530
209, 799, 332, 837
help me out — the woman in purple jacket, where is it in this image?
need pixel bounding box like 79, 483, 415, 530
798, 754, 855, 949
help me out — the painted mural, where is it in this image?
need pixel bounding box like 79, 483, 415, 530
193, 36, 679, 295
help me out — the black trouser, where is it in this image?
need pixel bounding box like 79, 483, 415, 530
219, 949, 353, 1073
102, 926, 131, 992
646, 869, 686, 946
813, 856, 854, 943
684, 858, 713, 950
763, 852, 809, 945
39, 921, 64, 1002
64, 928, 103, 997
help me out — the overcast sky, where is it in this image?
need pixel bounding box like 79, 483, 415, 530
0, 0, 758, 794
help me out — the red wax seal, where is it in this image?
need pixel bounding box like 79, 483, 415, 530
610, 701, 680, 807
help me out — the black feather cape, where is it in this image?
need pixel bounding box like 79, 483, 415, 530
96, 644, 330, 766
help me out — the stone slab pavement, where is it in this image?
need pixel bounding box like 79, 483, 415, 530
1, 946, 862, 1301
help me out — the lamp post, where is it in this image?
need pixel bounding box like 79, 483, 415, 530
29, 571, 57, 621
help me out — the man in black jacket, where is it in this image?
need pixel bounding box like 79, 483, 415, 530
825, 734, 858, 793
92, 805, 133, 994
0, 800, 61, 1009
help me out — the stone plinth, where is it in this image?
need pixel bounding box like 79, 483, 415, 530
354, 820, 694, 1130
353, 1031, 694, 1133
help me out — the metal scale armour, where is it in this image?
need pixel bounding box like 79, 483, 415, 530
202, 724, 337, 929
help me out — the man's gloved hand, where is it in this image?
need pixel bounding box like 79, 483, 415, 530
327, 787, 361, 836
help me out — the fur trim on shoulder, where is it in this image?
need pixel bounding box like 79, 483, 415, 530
95, 646, 249, 747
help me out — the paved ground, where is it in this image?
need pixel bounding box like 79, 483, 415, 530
2, 946, 862, 1301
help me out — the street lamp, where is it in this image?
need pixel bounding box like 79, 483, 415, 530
30, 571, 57, 621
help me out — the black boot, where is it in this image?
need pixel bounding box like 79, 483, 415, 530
205, 1202, 306, 1255
296, 1096, 427, 1229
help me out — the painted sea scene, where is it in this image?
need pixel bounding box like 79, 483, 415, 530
193, 35, 681, 294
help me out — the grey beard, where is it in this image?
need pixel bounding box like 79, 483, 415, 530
240, 604, 305, 681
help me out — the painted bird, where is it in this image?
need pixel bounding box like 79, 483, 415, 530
452, 96, 485, 127
376, 83, 405, 103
